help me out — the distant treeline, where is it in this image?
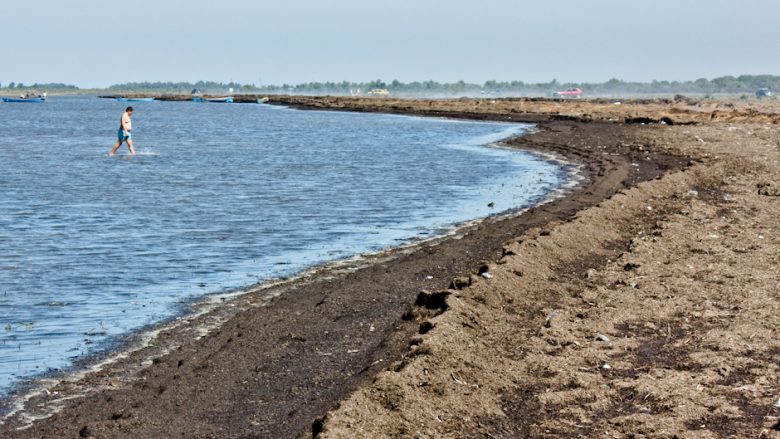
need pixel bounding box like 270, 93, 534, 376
0, 82, 78, 90
106, 80, 245, 93
3, 76, 778, 96
104, 75, 780, 96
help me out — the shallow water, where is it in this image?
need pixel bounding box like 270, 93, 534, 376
0, 97, 569, 394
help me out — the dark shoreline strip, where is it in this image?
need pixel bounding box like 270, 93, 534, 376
0, 105, 690, 439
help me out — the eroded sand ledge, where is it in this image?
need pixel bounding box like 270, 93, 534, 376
2, 97, 778, 438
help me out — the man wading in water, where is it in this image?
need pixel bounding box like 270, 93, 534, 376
109, 106, 136, 156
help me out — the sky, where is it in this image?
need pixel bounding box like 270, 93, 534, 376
1, 0, 778, 88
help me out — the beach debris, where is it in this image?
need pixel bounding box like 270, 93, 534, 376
687, 189, 699, 197
623, 262, 641, 272
544, 311, 560, 328
416, 290, 450, 312
347, 349, 360, 354
410, 344, 433, 356
595, 334, 611, 342
450, 276, 472, 290
602, 363, 613, 371
628, 281, 639, 289
419, 321, 435, 334
369, 324, 375, 332
425, 275, 434, 280
774, 397, 780, 408
487, 202, 495, 208
477, 263, 493, 279
451, 371, 468, 385
111, 411, 131, 421
757, 182, 780, 196
288, 333, 306, 342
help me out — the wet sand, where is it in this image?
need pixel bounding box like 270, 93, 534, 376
2, 96, 778, 438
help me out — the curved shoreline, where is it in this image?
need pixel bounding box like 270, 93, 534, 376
0, 119, 575, 421
0, 100, 691, 438
0, 117, 566, 416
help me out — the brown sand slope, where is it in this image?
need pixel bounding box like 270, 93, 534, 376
315, 107, 780, 438
1, 97, 778, 438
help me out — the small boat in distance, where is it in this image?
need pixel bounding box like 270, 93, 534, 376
2, 91, 46, 103
193, 96, 234, 103
116, 97, 156, 102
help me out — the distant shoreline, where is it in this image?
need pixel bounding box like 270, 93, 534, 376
2, 73, 778, 99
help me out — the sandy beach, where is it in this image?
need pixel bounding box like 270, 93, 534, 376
2, 96, 778, 438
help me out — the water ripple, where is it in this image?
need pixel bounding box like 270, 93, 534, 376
0, 97, 568, 393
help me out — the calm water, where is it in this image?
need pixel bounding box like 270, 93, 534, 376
0, 97, 568, 394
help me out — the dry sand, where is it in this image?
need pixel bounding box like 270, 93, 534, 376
304, 99, 780, 438
1, 96, 778, 438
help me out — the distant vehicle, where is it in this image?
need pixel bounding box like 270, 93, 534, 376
367, 88, 390, 97
756, 88, 773, 98
552, 87, 583, 99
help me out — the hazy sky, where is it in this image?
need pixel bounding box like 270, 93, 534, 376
2, 0, 778, 88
